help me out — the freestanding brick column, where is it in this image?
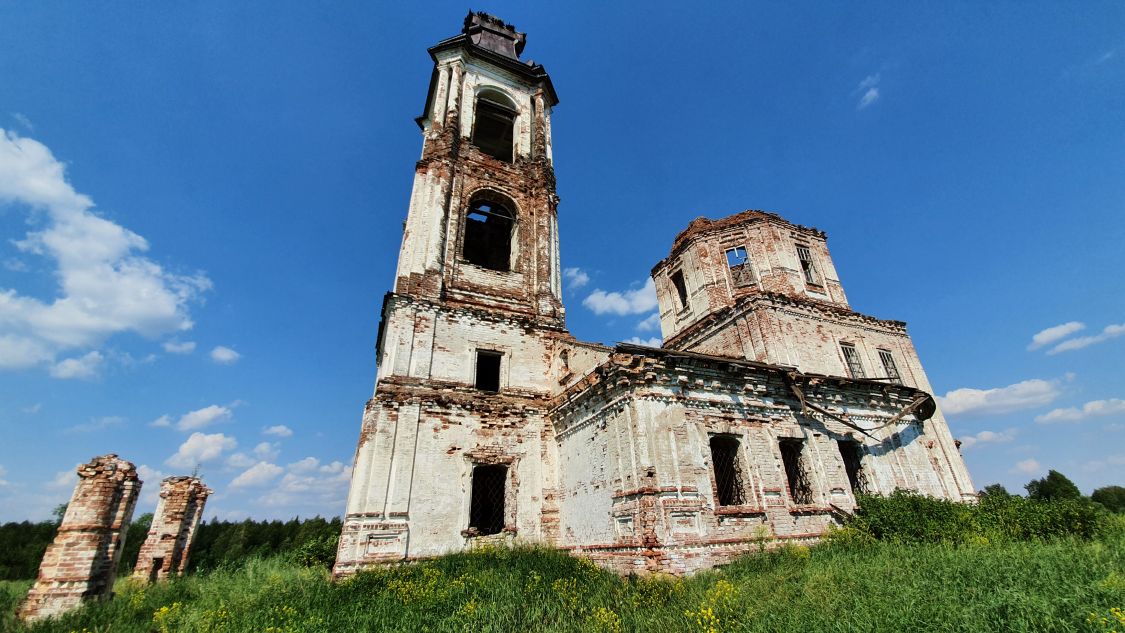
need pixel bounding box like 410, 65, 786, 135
18, 454, 141, 622
131, 476, 212, 583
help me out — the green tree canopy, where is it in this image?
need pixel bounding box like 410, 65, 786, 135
979, 483, 1011, 498
1025, 470, 1081, 501
1091, 485, 1125, 513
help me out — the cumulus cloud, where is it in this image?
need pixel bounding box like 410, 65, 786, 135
0, 129, 211, 372
65, 415, 125, 434
1028, 321, 1085, 350
48, 351, 103, 380
937, 378, 1061, 416
1046, 322, 1125, 355
230, 461, 284, 489
583, 278, 657, 316
175, 404, 233, 431
210, 345, 241, 364
625, 336, 662, 347
636, 312, 661, 332
165, 432, 236, 469
856, 74, 880, 110
958, 428, 1016, 450
255, 457, 350, 509
1036, 398, 1125, 424
262, 425, 293, 438
47, 468, 77, 490
163, 339, 196, 354
1010, 458, 1042, 475
253, 441, 280, 461
136, 464, 167, 505
562, 267, 589, 290
225, 452, 256, 469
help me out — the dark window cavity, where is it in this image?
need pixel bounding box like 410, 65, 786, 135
779, 438, 813, 505
148, 558, 163, 583
878, 349, 902, 385
837, 439, 867, 494
709, 436, 745, 506
463, 199, 514, 271
796, 244, 820, 285
670, 270, 689, 309
475, 350, 502, 392
840, 342, 866, 379
726, 246, 756, 288
472, 98, 515, 162
469, 464, 507, 536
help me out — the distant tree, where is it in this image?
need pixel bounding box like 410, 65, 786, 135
979, 483, 1011, 498
51, 503, 68, 525
1091, 485, 1125, 513
1025, 470, 1081, 501
118, 513, 153, 575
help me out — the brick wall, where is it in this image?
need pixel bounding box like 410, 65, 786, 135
131, 476, 212, 583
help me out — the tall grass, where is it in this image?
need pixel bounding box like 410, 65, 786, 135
3, 521, 1123, 633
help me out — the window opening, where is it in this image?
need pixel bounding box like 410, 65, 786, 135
726, 246, 756, 288
469, 464, 507, 536
670, 271, 689, 309
837, 439, 867, 494
709, 436, 745, 506
463, 199, 514, 271
472, 98, 515, 162
779, 438, 813, 505
475, 350, 502, 392
840, 343, 866, 379
148, 558, 163, 583
796, 244, 820, 285
878, 349, 902, 385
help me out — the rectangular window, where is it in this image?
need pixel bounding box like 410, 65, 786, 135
796, 244, 820, 285
709, 436, 745, 506
726, 246, 755, 288
779, 439, 813, 505
670, 270, 689, 310
468, 464, 507, 536
837, 439, 867, 494
878, 349, 902, 385
475, 350, 502, 392
840, 343, 866, 379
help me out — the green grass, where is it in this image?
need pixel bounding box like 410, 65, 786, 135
3, 529, 1124, 633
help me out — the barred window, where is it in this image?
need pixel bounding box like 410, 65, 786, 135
796, 244, 820, 285
709, 436, 745, 506
779, 438, 813, 505
878, 349, 902, 385
837, 439, 868, 494
840, 343, 866, 379
468, 464, 507, 536
726, 246, 755, 288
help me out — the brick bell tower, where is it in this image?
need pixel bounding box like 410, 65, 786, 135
335, 13, 568, 576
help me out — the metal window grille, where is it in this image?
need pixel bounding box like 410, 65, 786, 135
796, 244, 819, 285
469, 464, 507, 536
878, 349, 902, 385
709, 436, 745, 506
837, 439, 868, 494
779, 439, 813, 505
840, 343, 866, 379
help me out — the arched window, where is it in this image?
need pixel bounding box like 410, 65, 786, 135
472, 91, 516, 162
463, 196, 514, 272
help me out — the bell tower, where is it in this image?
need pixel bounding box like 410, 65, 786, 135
335, 13, 570, 577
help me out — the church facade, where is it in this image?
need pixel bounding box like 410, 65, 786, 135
334, 13, 974, 577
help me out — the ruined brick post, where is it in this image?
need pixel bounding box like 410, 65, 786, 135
18, 454, 141, 622
131, 476, 212, 583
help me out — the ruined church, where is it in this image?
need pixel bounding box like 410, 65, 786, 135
335, 13, 975, 577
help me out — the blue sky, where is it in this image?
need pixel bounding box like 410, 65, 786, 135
1, 2, 1122, 521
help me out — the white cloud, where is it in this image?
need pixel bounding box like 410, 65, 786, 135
230, 461, 284, 489
636, 312, 661, 332
136, 464, 167, 505
22, 403, 41, 414
253, 441, 280, 461
49, 350, 103, 380
262, 425, 293, 438
1036, 398, 1125, 424
10, 113, 34, 132
47, 468, 76, 490
255, 457, 351, 509
176, 404, 233, 431
165, 432, 236, 469
163, 339, 196, 354
1028, 321, 1085, 350
583, 278, 657, 316
65, 415, 125, 434
1096, 49, 1116, 64
1010, 458, 1042, 475
1046, 322, 1125, 355
562, 267, 589, 290
225, 452, 256, 469
855, 74, 881, 110
957, 428, 1016, 450
150, 415, 172, 428
210, 345, 241, 364
0, 129, 211, 372
937, 378, 1061, 416
625, 336, 662, 347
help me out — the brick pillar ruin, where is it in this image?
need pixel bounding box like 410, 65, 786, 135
18, 454, 141, 622
131, 476, 212, 583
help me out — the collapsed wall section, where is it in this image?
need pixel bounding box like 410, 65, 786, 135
132, 476, 212, 583
19, 454, 141, 622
